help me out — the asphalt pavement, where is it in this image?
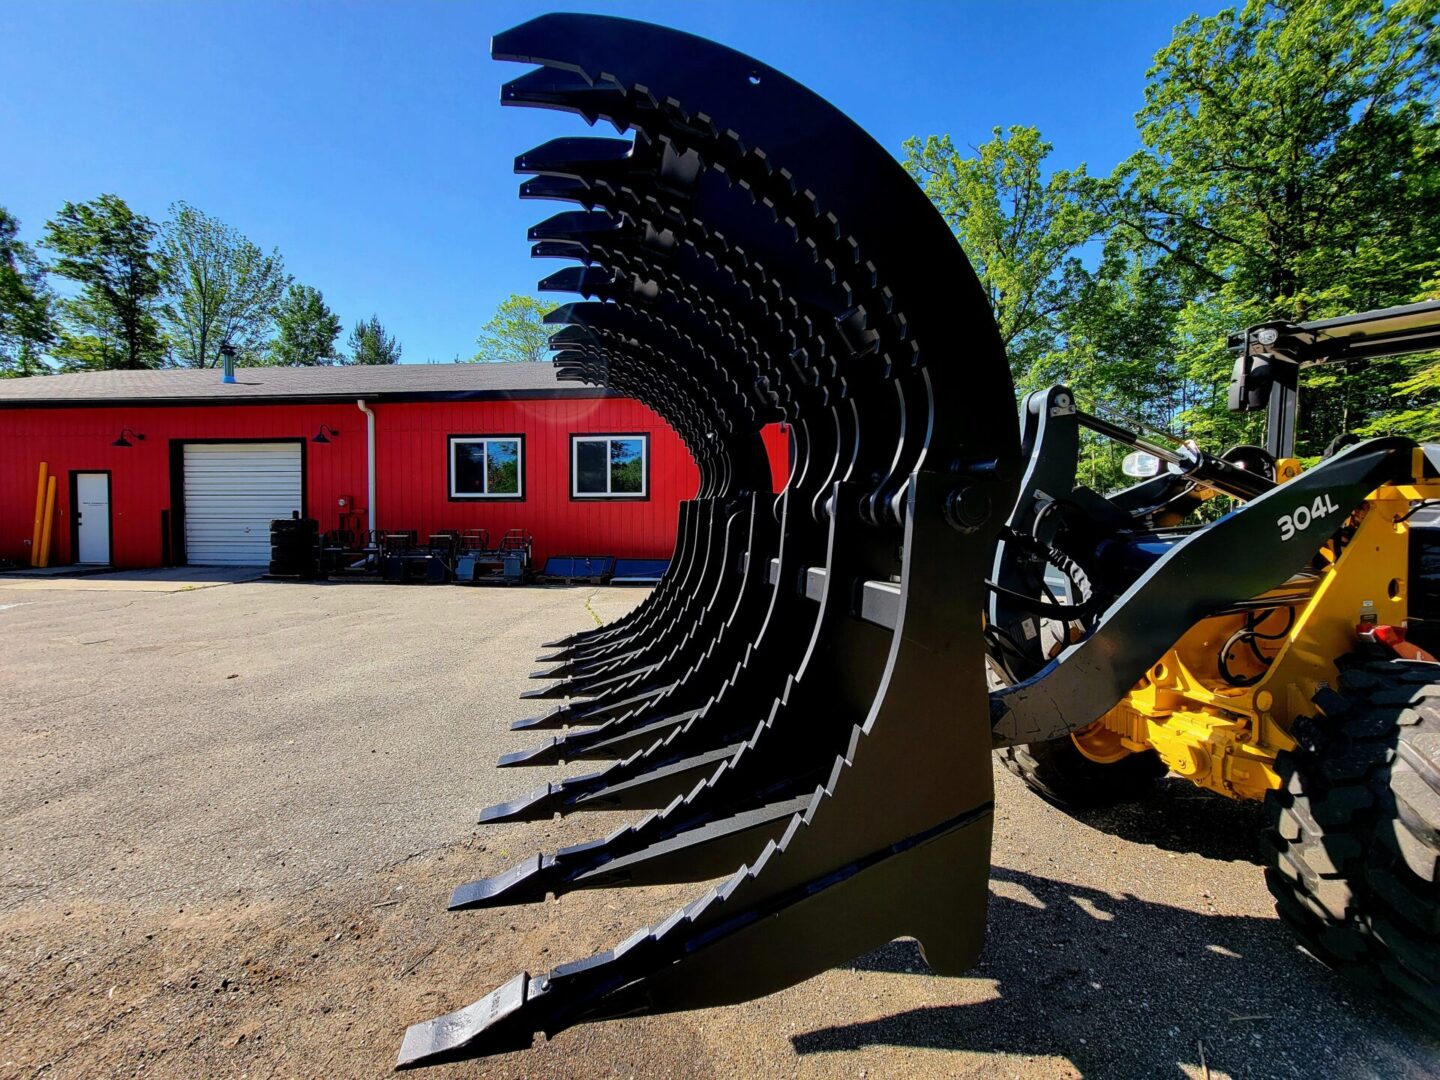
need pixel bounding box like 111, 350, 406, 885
0, 573, 1435, 1079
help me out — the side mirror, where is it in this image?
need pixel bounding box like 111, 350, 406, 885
1228, 350, 1275, 412
1122, 451, 1163, 478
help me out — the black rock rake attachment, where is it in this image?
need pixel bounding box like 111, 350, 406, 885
395, 12, 1440, 1066
395, 11, 1020, 1069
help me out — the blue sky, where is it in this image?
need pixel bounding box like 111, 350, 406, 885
1, 0, 1198, 363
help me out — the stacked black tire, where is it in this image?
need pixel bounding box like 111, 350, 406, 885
1264, 657, 1440, 1031
269, 516, 319, 579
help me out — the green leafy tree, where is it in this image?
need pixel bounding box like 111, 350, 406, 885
160, 202, 288, 368
1108, 0, 1440, 453
904, 0, 1440, 473
902, 127, 1102, 379
1035, 243, 1193, 491
1360, 275, 1440, 441
471, 293, 552, 363
0, 208, 56, 377
904, 128, 1185, 490
43, 194, 166, 370
346, 315, 401, 365
268, 283, 342, 366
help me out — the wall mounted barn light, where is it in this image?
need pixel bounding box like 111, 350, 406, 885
112, 428, 145, 448
312, 425, 341, 444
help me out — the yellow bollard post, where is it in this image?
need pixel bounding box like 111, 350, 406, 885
30, 461, 49, 567
38, 475, 57, 569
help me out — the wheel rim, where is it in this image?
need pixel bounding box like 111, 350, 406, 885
1070, 722, 1132, 764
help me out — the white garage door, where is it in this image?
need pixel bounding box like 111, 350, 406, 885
183, 443, 303, 565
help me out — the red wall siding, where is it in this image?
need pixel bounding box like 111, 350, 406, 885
761, 422, 792, 494
0, 403, 379, 568
0, 399, 793, 570
373, 398, 702, 562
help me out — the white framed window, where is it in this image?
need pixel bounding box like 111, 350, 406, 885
449, 435, 524, 500
571, 433, 649, 499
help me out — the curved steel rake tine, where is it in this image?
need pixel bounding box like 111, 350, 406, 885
495, 709, 700, 768
509, 685, 668, 731
450, 793, 814, 910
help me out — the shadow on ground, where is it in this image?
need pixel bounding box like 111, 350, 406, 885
798, 860, 1436, 1078
1066, 776, 1269, 865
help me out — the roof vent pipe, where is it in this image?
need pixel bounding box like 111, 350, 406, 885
219, 344, 237, 384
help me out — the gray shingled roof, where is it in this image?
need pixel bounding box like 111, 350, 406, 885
0, 362, 604, 406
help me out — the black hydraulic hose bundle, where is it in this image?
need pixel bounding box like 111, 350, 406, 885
985, 527, 1100, 620
1217, 604, 1297, 687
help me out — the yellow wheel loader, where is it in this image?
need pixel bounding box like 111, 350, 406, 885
987, 309, 1440, 1029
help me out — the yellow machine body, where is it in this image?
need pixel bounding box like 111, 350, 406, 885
1075, 449, 1434, 802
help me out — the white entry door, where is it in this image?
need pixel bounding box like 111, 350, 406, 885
74, 472, 111, 564
183, 442, 303, 565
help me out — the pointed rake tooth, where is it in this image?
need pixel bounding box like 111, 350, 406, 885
564, 742, 747, 813
547, 322, 595, 347
519, 680, 577, 700
562, 662, 661, 698
567, 793, 814, 893
448, 854, 555, 910
404, 791, 996, 1067
395, 972, 538, 1069
451, 794, 808, 912
535, 649, 644, 680
510, 708, 578, 731
538, 710, 701, 764
536, 265, 596, 297
496, 716, 658, 769
477, 784, 558, 825
486, 738, 747, 828
479, 760, 623, 824
532, 239, 589, 261
552, 640, 644, 670
520, 175, 594, 207
541, 632, 589, 649
537, 638, 644, 668
515, 136, 635, 178
496, 740, 562, 768
529, 667, 582, 681
528, 210, 626, 245
511, 686, 666, 731
498, 65, 628, 123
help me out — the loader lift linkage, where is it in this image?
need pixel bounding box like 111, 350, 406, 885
396, 15, 1440, 1066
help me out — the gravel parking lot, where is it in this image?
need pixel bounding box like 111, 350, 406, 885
1, 572, 1436, 1079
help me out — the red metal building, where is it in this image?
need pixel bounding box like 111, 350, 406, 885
0, 364, 788, 570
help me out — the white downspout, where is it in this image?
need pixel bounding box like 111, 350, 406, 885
357, 399, 377, 535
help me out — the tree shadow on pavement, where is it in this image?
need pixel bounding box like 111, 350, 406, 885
798, 867, 1438, 1079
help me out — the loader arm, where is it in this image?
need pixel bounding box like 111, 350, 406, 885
396, 14, 1019, 1068
991, 436, 1416, 746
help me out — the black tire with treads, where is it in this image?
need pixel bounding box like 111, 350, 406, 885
1263, 657, 1440, 1031
999, 736, 1167, 809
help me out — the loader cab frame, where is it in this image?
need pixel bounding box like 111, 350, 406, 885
1227, 298, 1440, 458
